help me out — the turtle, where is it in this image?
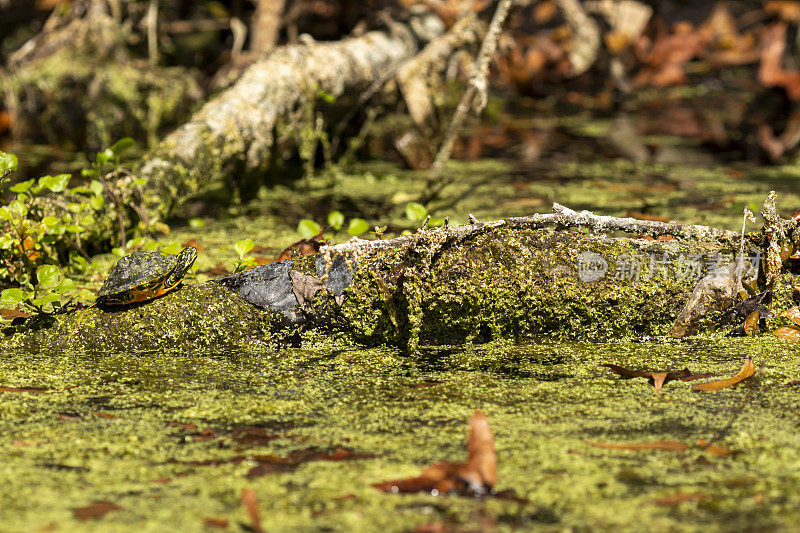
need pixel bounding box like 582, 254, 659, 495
95, 247, 197, 306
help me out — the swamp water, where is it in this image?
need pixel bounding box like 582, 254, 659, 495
2, 338, 800, 532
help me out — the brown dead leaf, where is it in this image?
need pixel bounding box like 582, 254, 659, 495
744, 310, 760, 336
181, 238, 205, 251
601, 364, 716, 391
374, 411, 498, 496
691, 358, 757, 391
697, 439, 735, 457
203, 517, 230, 529
0, 385, 51, 393
774, 325, 800, 339
241, 489, 263, 533
786, 306, 800, 325
586, 440, 689, 451
0, 307, 32, 321
74, 501, 121, 521
464, 410, 497, 488
652, 493, 708, 506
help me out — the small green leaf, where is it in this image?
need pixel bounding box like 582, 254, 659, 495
79, 215, 94, 226
81, 168, 99, 178
405, 202, 428, 222
428, 218, 445, 228
32, 293, 60, 306
297, 219, 322, 239
39, 174, 70, 192
0, 206, 12, 221
108, 137, 135, 155
89, 180, 104, 196
96, 149, 112, 165
1, 288, 26, 306
37, 265, 60, 288
9, 200, 27, 217
0, 151, 18, 174
42, 216, 60, 226
234, 238, 255, 258
66, 224, 84, 233
327, 211, 345, 231
9, 179, 34, 193
56, 278, 75, 292
347, 218, 370, 236
316, 85, 336, 103
90, 196, 104, 210
188, 218, 205, 229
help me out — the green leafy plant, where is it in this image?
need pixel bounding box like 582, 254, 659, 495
297, 213, 370, 241
80, 137, 163, 246
233, 238, 256, 273
0, 264, 84, 314
405, 202, 444, 228
0, 152, 106, 314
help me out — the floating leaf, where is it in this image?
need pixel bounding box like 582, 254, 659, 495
601, 364, 716, 391
697, 439, 736, 457
374, 411, 498, 497
691, 358, 757, 391
786, 306, 800, 326
652, 493, 709, 506
744, 310, 760, 336
241, 489, 264, 533
74, 501, 121, 521
774, 325, 800, 340
203, 517, 230, 529
586, 440, 689, 451
0, 385, 51, 393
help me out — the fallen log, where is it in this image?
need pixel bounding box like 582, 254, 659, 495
2, 206, 769, 354
138, 9, 453, 219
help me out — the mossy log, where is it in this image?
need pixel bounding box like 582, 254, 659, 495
2, 210, 758, 353
138, 10, 455, 219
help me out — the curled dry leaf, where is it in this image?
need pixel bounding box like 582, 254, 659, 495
373, 410, 497, 496
241, 489, 264, 533
744, 310, 760, 336
587, 439, 736, 456
691, 358, 757, 391
586, 440, 688, 451
774, 325, 800, 340
601, 364, 715, 391
697, 439, 735, 457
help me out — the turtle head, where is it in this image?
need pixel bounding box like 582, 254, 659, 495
162, 247, 197, 290
177, 247, 198, 273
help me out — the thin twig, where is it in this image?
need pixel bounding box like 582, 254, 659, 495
321, 203, 740, 262
432, 0, 513, 171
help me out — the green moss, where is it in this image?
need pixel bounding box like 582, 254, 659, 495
1, 339, 799, 530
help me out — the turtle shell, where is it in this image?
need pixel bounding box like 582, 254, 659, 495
96, 247, 196, 305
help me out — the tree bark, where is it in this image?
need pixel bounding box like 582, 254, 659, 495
139, 11, 446, 219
